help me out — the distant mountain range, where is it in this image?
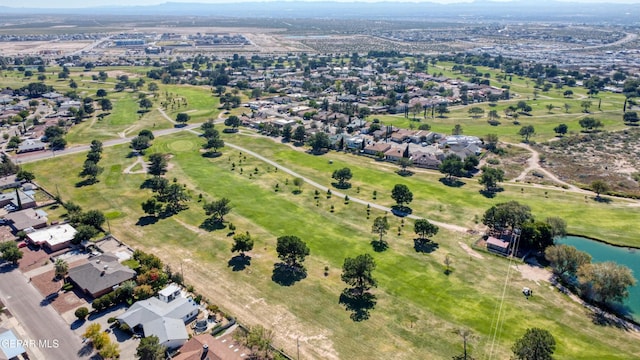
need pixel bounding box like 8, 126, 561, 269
1, 1, 639, 23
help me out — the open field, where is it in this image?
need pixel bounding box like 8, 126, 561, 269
22, 131, 640, 359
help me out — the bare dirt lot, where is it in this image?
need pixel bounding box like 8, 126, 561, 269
537, 129, 640, 196
0, 40, 92, 56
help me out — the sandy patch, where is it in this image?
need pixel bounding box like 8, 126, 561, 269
458, 241, 483, 259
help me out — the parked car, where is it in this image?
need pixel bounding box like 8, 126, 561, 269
18, 242, 27, 248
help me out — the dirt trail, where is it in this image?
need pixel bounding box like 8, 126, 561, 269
509, 142, 583, 192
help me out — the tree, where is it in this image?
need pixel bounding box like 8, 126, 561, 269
332, 167, 353, 188
435, 103, 449, 117
546, 104, 554, 113
581, 100, 592, 113
512, 328, 556, 360
80, 161, 103, 183
72, 224, 98, 244
276, 235, 310, 270
308, 132, 330, 153
50, 137, 67, 150
139, 98, 153, 111
482, 201, 532, 233
518, 125, 535, 142
292, 177, 303, 193
0, 241, 23, 265
452, 124, 463, 135
463, 155, 479, 172
282, 124, 292, 142
54, 258, 69, 278
545, 217, 567, 239
148, 82, 159, 92
90, 140, 103, 154
136, 335, 166, 360
391, 184, 413, 207
591, 180, 609, 198
83, 323, 101, 341
545, 244, 592, 280
414, 219, 439, 240
131, 136, 151, 153
141, 198, 163, 217
468, 107, 484, 118
292, 125, 306, 143
203, 198, 231, 223
232, 232, 254, 257
520, 221, 554, 251
578, 262, 636, 304
99, 98, 112, 112
157, 183, 190, 214
553, 123, 568, 136
224, 115, 241, 130
341, 254, 377, 296
16, 169, 35, 182
579, 117, 603, 132
81, 210, 106, 230
479, 166, 505, 192
398, 157, 413, 174
148, 153, 168, 176
484, 133, 499, 152
203, 137, 225, 154
175, 112, 190, 124
99, 341, 120, 360
74, 307, 89, 320
623, 111, 639, 125
439, 154, 464, 180
372, 216, 389, 241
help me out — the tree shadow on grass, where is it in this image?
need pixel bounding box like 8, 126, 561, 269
590, 309, 631, 330
202, 151, 222, 158
331, 182, 352, 189
391, 205, 412, 217
479, 188, 503, 198
396, 170, 414, 177
370, 239, 389, 252
339, 288, 377, 322
439, 177, 465, 187
75, 179, 98, 188
136, 216, 158, 226
413, 238, 439, 253
200, 218, 225, 232
228, 255, 252, 271
271, 263, 306, 286
593, 196, 612, 204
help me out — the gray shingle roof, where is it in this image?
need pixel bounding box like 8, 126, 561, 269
67, 254, 136, 297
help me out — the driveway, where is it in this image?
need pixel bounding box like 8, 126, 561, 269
0, 265, 87, 359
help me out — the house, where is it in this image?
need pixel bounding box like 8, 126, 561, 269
67, 253, 136, 298
0, 189, 37, 210
0, 175, 23, 190
363, 142, 391, 156
486, 236, 510, 255
26, 223, 77, 252
117, 284, 199, 349
411, 150, 441, 169
2, 208, 48, 232
172, 333, 249, 360
17, 140, 46, 153
384, 146, 405, 162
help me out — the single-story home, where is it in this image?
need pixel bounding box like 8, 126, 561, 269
0, 189, 37, 210
172, 333, 249, 360
17, 140, 46, 154
117, 284, 199, 349
0, 175, 23, 191
486, 236, 510, 255
26, 223, 77, 252
363, 142, 391, 156
67, 253, 136, 298
2, 208, 48, 232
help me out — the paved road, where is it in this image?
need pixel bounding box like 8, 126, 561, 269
0, 266, 87, 360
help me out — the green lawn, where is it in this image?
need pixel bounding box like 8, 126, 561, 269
23, 132, 640, 360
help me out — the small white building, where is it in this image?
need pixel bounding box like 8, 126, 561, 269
26, 223, 77, 252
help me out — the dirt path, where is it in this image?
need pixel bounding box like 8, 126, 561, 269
459, 242, 483, 259
122, 155, 147, 174
509, 142, 584, 192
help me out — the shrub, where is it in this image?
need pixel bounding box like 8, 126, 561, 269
107, 317, 116, 324
75, 307, 89, 320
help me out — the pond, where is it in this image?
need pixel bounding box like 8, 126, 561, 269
556, 235, 640, 320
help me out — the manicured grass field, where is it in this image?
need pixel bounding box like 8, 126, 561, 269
23, 132, 640, 360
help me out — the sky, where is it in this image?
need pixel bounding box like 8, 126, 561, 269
2, 0, 640, 7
